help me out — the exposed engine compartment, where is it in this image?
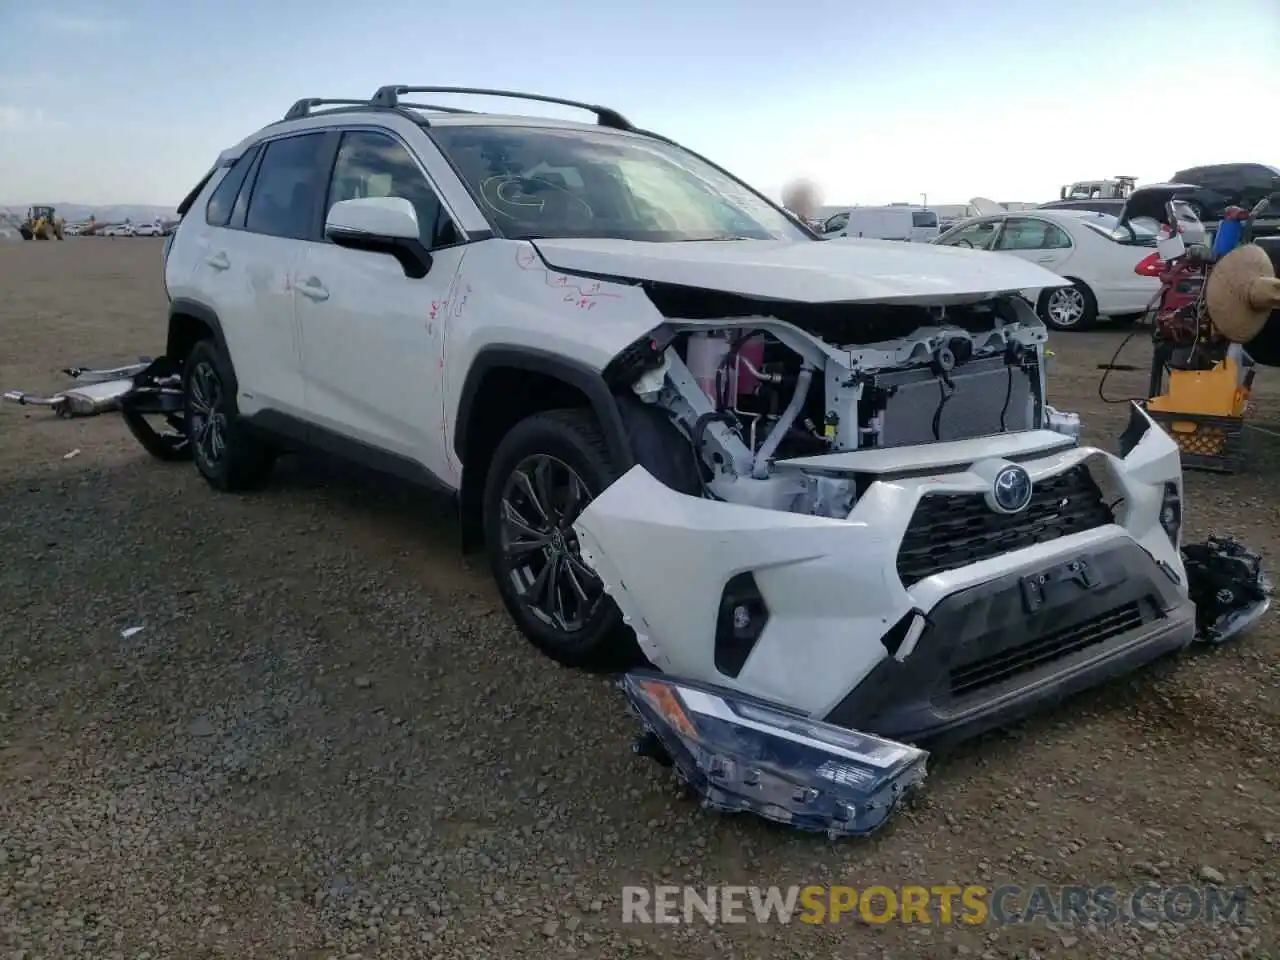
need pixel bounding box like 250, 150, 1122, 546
606, 292, 1060, 518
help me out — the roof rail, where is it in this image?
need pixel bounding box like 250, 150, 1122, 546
398, 102, 478, 115
369, 85, 634, 130
284, 98, 373, 121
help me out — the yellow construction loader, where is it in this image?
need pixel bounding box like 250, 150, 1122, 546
19, 206, 65, 240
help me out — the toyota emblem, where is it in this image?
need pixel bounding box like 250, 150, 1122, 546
990, 464, 1033, 514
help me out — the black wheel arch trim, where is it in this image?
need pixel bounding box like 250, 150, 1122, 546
167, 298, 235, 382
453, 345, 636, 472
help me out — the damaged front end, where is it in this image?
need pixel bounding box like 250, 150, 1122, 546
1118, 402, 1273, 645
582, 286, 1272, 838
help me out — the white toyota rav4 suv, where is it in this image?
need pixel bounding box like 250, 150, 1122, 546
158, 85, 1262, 750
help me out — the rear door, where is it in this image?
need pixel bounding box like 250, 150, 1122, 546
211, 130, 334, 419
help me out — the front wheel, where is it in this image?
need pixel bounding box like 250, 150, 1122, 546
1037, 280, 1098, 331
482, 409, 639, 669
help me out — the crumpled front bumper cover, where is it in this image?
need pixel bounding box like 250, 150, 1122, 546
620, 671, 928, 839
597, 404, 1273, 837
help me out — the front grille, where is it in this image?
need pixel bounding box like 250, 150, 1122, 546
948, 601, 1146, 698
896, 465, 1114, 586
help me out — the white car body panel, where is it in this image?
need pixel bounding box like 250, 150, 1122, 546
293, 241, 466, 482
436, 239, 666, 475
969, 197, 1004, 217
936, 209, 1162, 317
775, 429, 1075, 474
532, 236, 1068, 305
575, 416, 1189, 718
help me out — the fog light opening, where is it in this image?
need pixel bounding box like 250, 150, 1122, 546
714, 572, 769, 678
1160, 481, 1182, 547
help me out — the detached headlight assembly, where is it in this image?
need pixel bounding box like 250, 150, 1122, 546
621, 671, 928, 839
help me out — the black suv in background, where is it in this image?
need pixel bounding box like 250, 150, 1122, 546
1170, 163, 1280, 224
1038, 165, 1279, 229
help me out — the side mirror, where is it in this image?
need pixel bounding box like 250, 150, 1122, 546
1059, 186, 1067, 200
325, 197, 432, 278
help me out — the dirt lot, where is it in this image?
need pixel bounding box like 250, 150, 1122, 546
1, 238, 1277, 960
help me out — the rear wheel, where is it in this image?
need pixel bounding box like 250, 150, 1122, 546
1038, 280, 1098, 331
182, 339, 276, 491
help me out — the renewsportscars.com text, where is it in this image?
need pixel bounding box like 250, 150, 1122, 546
622, 884, 1249, 926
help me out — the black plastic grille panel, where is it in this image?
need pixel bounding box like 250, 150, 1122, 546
896, 466, 1114, 587
948, 601, 1145, 698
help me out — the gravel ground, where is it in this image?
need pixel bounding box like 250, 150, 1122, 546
1, 239, 1277, 959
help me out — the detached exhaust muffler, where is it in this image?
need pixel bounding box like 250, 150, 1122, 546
4, 378, 140, 417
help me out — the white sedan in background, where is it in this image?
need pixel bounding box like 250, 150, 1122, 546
100, 223, 135, 237
933, 209, 1163, 331
133, 222, 163, 237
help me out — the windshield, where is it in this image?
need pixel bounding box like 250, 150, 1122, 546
429, 125, 810, 242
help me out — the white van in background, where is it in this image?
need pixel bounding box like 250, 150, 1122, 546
820, 206, 940, 242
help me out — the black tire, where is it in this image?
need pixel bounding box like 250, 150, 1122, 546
182, 339, 276, 491
1037, 280, 1098, 331
120, 402, 192, 461
482, 408, 642, 669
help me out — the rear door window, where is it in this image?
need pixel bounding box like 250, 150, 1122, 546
244, 133, 328, 240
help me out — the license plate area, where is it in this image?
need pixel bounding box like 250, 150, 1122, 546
1020, 556, 1106, 614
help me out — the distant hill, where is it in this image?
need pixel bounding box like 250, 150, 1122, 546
0, 203, 178, 226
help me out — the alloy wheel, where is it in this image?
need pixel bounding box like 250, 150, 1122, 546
188, 360, 228, 469
497, 454, 604, 633
1047, 286, 1085, 327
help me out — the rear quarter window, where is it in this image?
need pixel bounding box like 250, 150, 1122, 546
205, 146, 261, 227
912, 211, 938, 228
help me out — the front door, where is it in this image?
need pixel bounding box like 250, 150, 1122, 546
937, 217, 1003, 251
992, 216, 1073, 273
293, 128, 467, 486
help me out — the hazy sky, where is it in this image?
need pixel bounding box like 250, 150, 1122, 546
1, 0, 1277, 207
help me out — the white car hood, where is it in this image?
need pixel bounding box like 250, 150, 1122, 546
530, 237, 1067, 305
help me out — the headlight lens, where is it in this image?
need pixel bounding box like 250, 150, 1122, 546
621, 672, 928, 838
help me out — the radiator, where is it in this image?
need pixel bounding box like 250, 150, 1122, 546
870, 355, 1036, 448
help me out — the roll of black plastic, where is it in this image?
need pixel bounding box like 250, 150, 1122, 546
1244, 237, 1280, 367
